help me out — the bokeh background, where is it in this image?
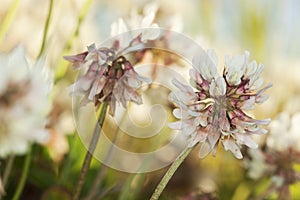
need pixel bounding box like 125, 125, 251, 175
1, 0, 300, 199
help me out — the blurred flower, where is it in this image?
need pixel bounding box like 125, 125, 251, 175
169, 50, 271, 159
110, 2, 160, 45
0, 46, 52, 158
65, 44, 151, 116
244, 112, 300, 198
267, 112, 300, 152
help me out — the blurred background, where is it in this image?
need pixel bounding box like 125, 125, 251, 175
0, 0, 300, 199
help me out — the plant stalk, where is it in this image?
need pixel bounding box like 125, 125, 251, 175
72, 102, 108, 200
150, 145, 194, 200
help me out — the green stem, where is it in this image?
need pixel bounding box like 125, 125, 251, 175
150, 145, 195, 200
37, 0, 54, 58
55, 0, 93, 82
72, 102, 108, 200
12, 147, 32, 200
2, 154, 15, 187
84, 106, 130, 200
0, 0, 20, 44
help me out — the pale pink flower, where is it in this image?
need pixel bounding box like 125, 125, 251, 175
65, 44, 151, 116
169, 50, 271, 159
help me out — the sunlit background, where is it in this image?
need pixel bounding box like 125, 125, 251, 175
1, 0, 300, 199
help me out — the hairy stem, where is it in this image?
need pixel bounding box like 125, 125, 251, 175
150, 145, 194, 200
72, 102, 108, 200
12, 147, 32, 200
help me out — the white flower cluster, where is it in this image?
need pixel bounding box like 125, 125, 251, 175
267, 112, 300, 152
169, 50, 271, 159
0, 46, 52, 157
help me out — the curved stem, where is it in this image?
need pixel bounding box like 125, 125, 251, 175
84, 106, 130, 200
150, 145, 195, 200
55, 0, 93, 81
0, 0, 20, 44
72, 102, 108, 200
2, 154, 15, 187
37, 0, 54, 58
12, 147, 32, 200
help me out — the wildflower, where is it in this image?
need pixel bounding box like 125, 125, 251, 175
267, 112, 300, 152
65, 44, 151, 116
169, 50, 271, 159
0, 46, 52, 158
244, 112, 300, 198
110, 3, 160, 46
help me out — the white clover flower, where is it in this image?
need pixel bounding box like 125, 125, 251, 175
0, 46, 52, 158
267, 112, 300, 152
65, 44, 151, 116
110, 4, 160, 48
169, 50, 271, 159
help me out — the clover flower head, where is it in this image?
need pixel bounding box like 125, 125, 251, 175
267, 112, 300, 152
65, 43, 151, 116
244, 112, 300, 195
0, 46, 52, 157
110, 3, 160, 45
169, 50, 271, 159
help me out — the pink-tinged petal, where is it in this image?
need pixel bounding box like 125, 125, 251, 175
173, 108, 187, 119
88, 76, 107, 100
207, 126, 221, 148
172, 79, 194, 94
248, 63, 264, 86
181, 124, 197, 136
127, 77, 140, 88
188, 102, 205, 112
219, 109, 230, 131
64, 51, 88, 66
136, 74, 152, 84
67, 75, 94, 96
250, 77, 264, 90
246, 127, 268, 135
80, 94, 92, 106
235, 133, 258, 148
250, 118, 271, 125
189, 68, 203, 86
196, 128, 208, 142
256, 94, 269, 104
209, 77, 226, 97
168, 121, 183, 129
244, 60, 258, 78
198, 141, 211, 159
141, 26, 160, 41
222, 139, 243, 159
188, 110, 200, 117
224, 51, 248, 85
241, 96, 255, 110
192, 50, 217, 81
128, 90, 143, 105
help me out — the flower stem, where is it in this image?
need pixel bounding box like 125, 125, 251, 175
2, 154, 15, 187
37, 0, 54, 58
55, 0, 93, 81
72, 102, 108, 200
84, 106, 130, 200
150, 145, 195, 200
0, 0, 20, 45
12, 147, 32, 200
